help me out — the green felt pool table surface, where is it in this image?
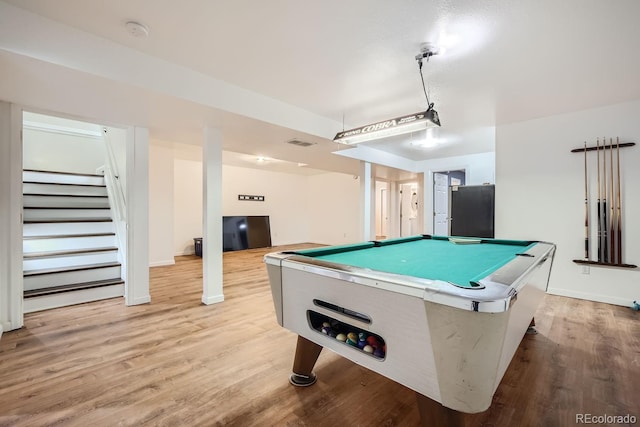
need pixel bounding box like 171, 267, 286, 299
293, 235, 536, 289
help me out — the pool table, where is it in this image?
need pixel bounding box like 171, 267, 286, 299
265, 235, 555, 426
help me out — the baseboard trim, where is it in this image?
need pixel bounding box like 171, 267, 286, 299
175, 250, 195, 257
547, 287, 634, 308
127, 295, 151, 306
149, 259, 176, 267
202, 294, 224, 305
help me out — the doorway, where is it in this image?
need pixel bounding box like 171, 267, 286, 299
375, 181, 389, 239
399, 182, 419, 237
432, 170, 465, 235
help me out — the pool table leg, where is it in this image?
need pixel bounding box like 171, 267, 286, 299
289, 335, 322, 387
416, 392, 466, 427
527, 317, 537, 334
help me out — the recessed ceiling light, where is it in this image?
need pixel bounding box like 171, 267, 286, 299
256, 156, 267, 162
125, 21, 149, 38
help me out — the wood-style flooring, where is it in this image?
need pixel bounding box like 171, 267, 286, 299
1, 245, 638, 426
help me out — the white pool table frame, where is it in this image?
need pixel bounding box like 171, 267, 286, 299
265, 240, 555, 420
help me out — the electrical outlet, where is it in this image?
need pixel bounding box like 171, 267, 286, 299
581, 265, 590, 274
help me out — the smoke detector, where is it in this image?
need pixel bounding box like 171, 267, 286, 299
125, 21, 149, 38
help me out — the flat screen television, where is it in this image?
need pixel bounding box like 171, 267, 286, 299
222, 215, 272, 252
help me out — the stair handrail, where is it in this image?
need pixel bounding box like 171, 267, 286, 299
103, 128, 126, 221
102, 128, 127, 269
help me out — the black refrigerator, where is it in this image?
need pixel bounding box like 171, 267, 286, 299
448, 185, 495, 238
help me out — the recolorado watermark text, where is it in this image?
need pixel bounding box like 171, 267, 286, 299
576, 413, 637, 424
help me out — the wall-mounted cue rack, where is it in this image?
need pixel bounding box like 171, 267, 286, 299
571, 138, 636, 269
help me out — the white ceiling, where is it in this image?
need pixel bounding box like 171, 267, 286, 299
2, 0, 640, 176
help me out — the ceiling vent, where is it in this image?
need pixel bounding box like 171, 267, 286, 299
286, 139, 316, 147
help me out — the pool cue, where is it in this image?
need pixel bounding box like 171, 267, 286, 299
596, 138, 602, 262
609, 138, 615, 263
601, 137, 608, 263
616, 137, 622, 263
583, 142, 589, 259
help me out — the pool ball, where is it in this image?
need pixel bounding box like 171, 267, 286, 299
363, 345, 374, 353
336, 333, 347, 342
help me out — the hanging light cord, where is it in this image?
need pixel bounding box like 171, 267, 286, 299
417, 52, 434, 110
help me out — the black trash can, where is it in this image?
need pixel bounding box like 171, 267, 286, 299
194, 238, 203, 257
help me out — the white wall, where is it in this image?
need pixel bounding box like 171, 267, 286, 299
174, 158, 204, 255
149, 141, 175, 266
23, 129, 105, 174
417, 152, 495, 186
496, 100, 640, 307
222, 165, 310, 246
307, 172, 361, 245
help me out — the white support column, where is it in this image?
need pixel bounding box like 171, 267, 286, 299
0, 102, 24, 334
125, 126, 150, 306
202, 127, 224, 305
360, 161, 375, 241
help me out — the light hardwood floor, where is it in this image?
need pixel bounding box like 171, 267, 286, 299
1, 245, 638, 426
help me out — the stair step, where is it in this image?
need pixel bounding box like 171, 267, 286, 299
23, 182, 107, 197
23, 170, 105, 186
23, 180, 106, 188
24, 282, 125, 313
24, 261, 121, 277
23, 233, 116, 253
24, 218, 113, 224
23, 249, 119, 271
24, 206, 111, 210
24, 208, 111, 221
24, 263, 122, 291
24, 247, 119, 259
24, 221, 115, 237
23, 169, 105, 177
24, 193, 108, 198
24, 278, 124, 298
24, 194, 110, 208
23, 232, 115, 241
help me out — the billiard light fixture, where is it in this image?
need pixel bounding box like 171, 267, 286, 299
333, 46, 441, 145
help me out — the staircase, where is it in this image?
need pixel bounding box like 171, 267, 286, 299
23, 169, 124, 313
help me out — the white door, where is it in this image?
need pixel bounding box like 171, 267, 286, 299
433, 173, 449, 235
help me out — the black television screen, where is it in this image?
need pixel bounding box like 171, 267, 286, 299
222, 216, 272, 252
